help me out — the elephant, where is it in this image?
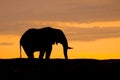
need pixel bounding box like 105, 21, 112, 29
20, 27, 72, 59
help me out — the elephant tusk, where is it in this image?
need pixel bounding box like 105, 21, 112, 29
68, 47, 73, 49
56, 42, 58, 45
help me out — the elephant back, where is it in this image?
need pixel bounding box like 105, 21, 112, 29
37, 27, 55, 44
20, 27, 60, 47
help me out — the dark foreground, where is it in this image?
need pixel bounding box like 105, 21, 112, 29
0, 58, 120, 79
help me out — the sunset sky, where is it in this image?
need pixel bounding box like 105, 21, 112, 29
0, 0, 120, 59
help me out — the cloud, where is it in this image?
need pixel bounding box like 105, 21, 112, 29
0, 21, 55, 35
0, 0, 120, 22
0, 20, 120, 41
64, 27, 120, 41
0, 42, 13, 46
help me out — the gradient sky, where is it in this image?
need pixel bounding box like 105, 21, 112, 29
0, 0, 120, 59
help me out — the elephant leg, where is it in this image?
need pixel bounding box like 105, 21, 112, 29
39, 50, 45, 59
22, 46, 34, 59
24, 49, 34, 59
26, 52, 34, 59
45, 45, 52, 59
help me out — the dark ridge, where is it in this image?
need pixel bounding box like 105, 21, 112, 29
0, 58, 120, 79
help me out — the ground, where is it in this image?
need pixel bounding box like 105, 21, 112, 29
0, 58, 120, 79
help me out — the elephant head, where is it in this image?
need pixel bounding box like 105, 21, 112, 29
20, 27, 72, 59
53, 28, 72, 59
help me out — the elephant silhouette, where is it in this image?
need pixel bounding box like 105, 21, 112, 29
20, 27, 72, 59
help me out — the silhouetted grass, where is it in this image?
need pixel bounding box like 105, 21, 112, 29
0, 58, 120, 79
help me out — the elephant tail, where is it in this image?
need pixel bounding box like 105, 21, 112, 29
20, 43, 22, 58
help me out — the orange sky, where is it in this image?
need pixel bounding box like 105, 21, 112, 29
0, 0, 120, 59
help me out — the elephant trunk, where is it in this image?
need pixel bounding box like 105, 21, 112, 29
63, 46, 68, 59
61, 39, 72, 59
